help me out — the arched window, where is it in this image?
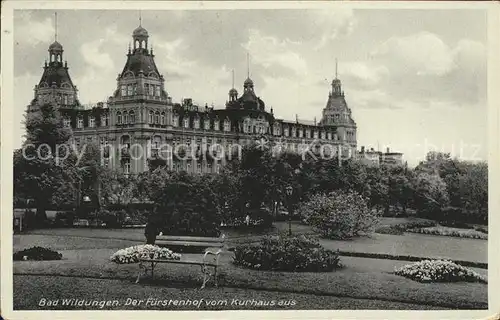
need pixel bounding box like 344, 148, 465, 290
149, 111, 154, 124
204, 118, 210, 130
160, 112, 165, 125
155, 111, 160, 124
224, 120, 231, 132
135, 40, 139, 48
172, 115, 179, 127
117, 112, 122, 125
213, 120, 219, 131
129, 110, 135, 124
123, 111, 129, 124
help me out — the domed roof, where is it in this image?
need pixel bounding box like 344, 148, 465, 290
244, 77, 254, 86
229, 88, 238, 95
133, 25, 149, 37
49, 41, 63, 51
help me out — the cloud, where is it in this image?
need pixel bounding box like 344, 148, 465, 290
310, 9, 357, 50
14, 11, 54, 46
371, 32, 455, 77
242, 29, 308, 77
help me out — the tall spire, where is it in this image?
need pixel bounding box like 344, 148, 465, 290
54, 12, 58, 41
335, 58, 338, 79
139, 10, 142, 26
247, 52, 250, 78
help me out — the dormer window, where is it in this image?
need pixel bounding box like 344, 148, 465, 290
172, 115, 179, 127
284, 127, 289, 137
314, 131, 319, 139
77, 116, 84, 128
194, 118, 200, 129
89, 116, 95, 128
184, 117, 190, 128
155, 85, 161, 97
149, 84, 154, 96
204, 119, 210, 130
121, 85, 126, 97
101, 114, 109, 126
224, 120, 231, 132
214, 120, 219, 131
327, 132, 332, 140
127, 85, 133, 96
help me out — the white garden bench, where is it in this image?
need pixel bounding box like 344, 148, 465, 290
136, 234, 225, 289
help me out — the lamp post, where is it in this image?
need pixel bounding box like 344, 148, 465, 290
285, 185, 293, 236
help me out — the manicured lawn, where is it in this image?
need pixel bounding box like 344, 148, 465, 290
13, 236, 488, 309
14, 275, 448, 310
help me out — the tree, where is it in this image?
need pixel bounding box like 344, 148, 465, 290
412, 172, 449, 218
14, 103, 76, 223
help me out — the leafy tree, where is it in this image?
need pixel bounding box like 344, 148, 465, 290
412, 172, 449, 218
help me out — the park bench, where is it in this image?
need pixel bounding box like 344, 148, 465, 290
136, 234, 226, 289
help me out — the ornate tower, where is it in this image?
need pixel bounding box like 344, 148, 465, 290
319, 59, 357, 151
28, 13, 79, 112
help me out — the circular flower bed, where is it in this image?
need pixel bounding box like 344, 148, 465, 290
233, 235, 341, 272
110, 244, 181, 264
394, 259, 487, 283
13, 246, 62, 261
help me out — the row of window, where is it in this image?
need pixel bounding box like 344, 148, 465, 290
65, 115, 109, 129
38, 92, 75, 105
120, 83, 162, 97
121, 160, 221, 175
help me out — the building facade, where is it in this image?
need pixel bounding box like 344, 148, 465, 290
28, 23, 359, 175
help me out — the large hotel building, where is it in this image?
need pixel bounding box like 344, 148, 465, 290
27, 23, 401, 174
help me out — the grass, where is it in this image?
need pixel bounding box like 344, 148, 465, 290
14, 275, 450, 310
13, 243, 488, 309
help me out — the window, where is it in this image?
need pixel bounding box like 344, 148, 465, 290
161, 112, 165, 125
117, 112, 122, 125
204, 119, 210, 130
197, 163, 202, 173
100, 136, 108, 145
155, 85, 161, 97
321, 131, 326, 140
123, 111, 129, 124
124, 161, 131, 175
144, 84, 149, 95
224, 120, 230, 132
101, 114, 109, 126
291, 128, 296, 137
187, 163, 191, 173
63, 95, 68, 105
284, 127, 289, 137
87, 136, 93, 143
194, 118, 200, 129
127, 85, 133, 96
327, 132, 332, 140
155, 112, 160, 124
77, 116, 84, 128
172, 115, 179, 127
68, 95, 74, 105
314, 131, 319, 139
184, 117, 189, 128
89, 116, 95, 128
63, 117, 71, 128
334, 134, 338, 141
121, 85, 126, 96
213, 120, 219, 131
129, 111, 135, 124
149, 84, 154, 96
149, 111, 154, 124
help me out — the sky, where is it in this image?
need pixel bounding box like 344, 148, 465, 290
13, 8, 488, 166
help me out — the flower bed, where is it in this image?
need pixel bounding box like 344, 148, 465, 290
375, 220, 436, 235
233, 235, 341, 272
110, 245, 181, 264
13, 246, 62, 261
408, 226, 487, 240
394, 259, 487, 283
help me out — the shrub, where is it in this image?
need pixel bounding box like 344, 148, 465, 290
153, 174, 221, 237
474, 225, 488, 234
299, 190, 380, 239
110, 244, 181, 264
233, 234, 341, 272
13, 246, 62, 261
375, 220, 436, 235
394, 259, 487, 283
408, 226, 488, 240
